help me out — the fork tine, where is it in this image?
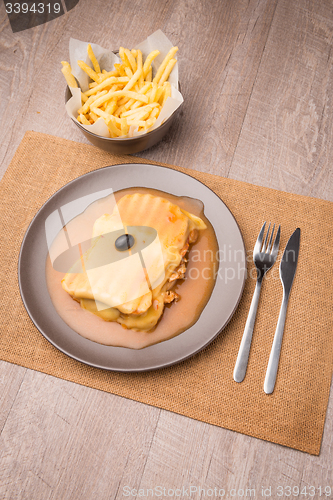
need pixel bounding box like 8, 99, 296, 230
271, 225, 281, 258
254, 222, 266, 255
266, 223, 275, 253
262, 222, 271, 253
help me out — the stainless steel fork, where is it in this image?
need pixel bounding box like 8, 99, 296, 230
233, 222, 281, 383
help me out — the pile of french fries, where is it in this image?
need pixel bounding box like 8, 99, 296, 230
61, 43, 178, 137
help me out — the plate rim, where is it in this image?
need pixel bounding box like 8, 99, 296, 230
18, 163, 246, 372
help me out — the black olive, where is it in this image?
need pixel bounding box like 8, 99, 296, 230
115, 233, 135, 251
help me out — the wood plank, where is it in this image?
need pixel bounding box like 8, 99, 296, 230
138, 0, 278, 174
229, 0, 333, 201
0, 361, 26, 434
0, 369, 160, 499
132, 384, 333, 497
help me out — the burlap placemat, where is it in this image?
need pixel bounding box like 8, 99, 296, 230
1, 131, 333, 455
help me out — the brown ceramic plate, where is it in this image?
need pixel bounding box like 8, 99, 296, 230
18, 164, 246, 372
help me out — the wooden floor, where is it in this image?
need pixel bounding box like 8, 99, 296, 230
1, 0, 333, 497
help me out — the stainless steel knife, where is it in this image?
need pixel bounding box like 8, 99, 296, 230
264, 228, 301, 394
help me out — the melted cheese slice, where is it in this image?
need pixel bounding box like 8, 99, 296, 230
61, 193, 206, 331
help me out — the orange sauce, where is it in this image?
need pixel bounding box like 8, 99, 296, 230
45, 188, 219, 349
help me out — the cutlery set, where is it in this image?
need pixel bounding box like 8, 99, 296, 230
233, 223, 300, 394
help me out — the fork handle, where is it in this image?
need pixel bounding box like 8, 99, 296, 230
264, 293, 288, 394
233, 279, 262, 383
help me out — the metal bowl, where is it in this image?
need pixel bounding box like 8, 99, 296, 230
65, 86, 182, 155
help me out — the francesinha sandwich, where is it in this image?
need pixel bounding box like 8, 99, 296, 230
61, 193, 207, 332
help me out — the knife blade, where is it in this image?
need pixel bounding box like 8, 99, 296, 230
264, 228, 301, 394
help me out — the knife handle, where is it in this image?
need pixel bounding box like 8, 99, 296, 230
233, 279, 262, 383
264, 293, 288, 394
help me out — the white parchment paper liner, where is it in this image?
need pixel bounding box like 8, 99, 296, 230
65, 30, 183, 139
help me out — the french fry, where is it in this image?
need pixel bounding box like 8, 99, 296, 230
139, 82, 152, 94
90, 106, 112, 122
153, 46, 178, 84
121, 118, 129, 135
78, 91, 108, 114
137, 50, 144, 88
90, 90, 117, 109
113, 63, 125, 77
127, 108, 151, 122
105, 99, 118, 115
149, 107, 160, 120
61, 61, 77, 88
124, 48, 137, 73
158, 59, 176, 86
124, 82, 152, 110
98, 70, 119, 82
124, 66, 142, 91
144, 117, 157, 129
124, 66, 133, 79
121, 103, 159, 117
126, 119, 149, 128
161, 82, 172, 106
87, 44, 101, 73
104, 90, 149, 103
146, 67, 153, 82
129, 100, 144, 111
89, 110, 99, 123
109, 84, 120, 93
79, 113, 91, 125
106, 116, 123, 137
77, 60, 100, 83
119, 47, 132, 69
154, 86, 164, 104
84, 76, 129, 96
61, 61, 88, 103
143, 50, 160, 78
148, 82, 158, 103
114, 104, 127, 117
117, 96, 131, 107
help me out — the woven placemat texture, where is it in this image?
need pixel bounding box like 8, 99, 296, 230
1, 131, 333, 455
